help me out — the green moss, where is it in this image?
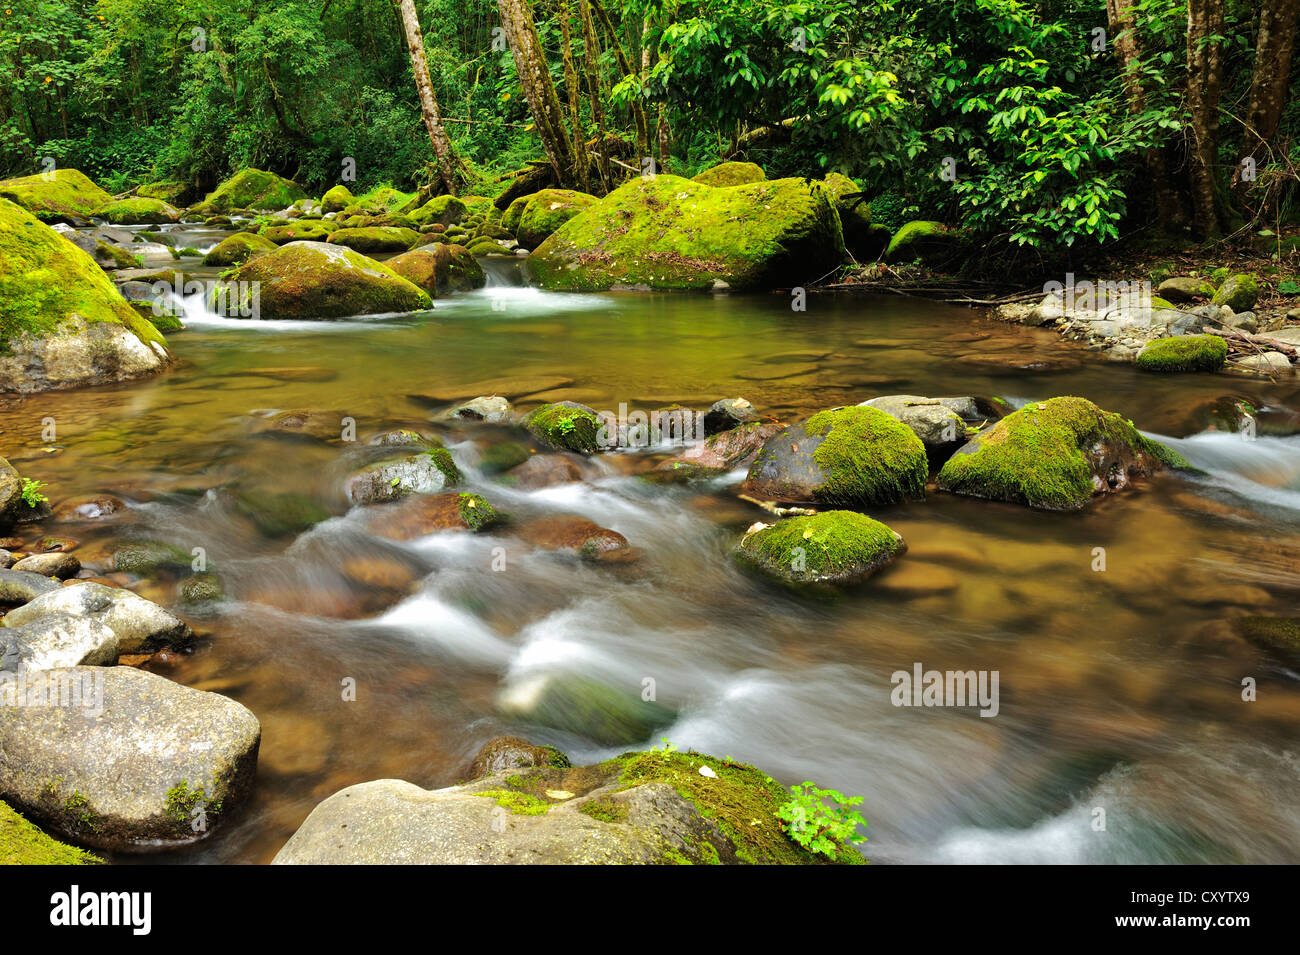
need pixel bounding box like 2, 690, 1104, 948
804, 406, 928, 505
261, 221, 335, 243
691, 161, 766, 187
195, 168, 307, 213
0, 198, 161, 353
1135, 335, 1228, 373
426, 446, 464, 484
936, 396, 1186, 510
528, 174, 845, 291
409, 194, 468, 227
93, 197, 179, 224
604, 751, 863, 865
501, 195, 531, 235
113, 539, 192, 573
456, 492, 503, 531
515, 189, 598, 249
321, 184, 355, 213
0, 168, 112, 217
94, 239, 139, 269
165, 780, 220, 824
203, 232, 277, 266
736, 511, 904, 584
1211, 273, 1260, 311
327, 226, 421, 253
0, 800, 101, 865
884, 219, 967, 265
524, 402, 603, 454
136, 181, 190, 204
480, 441, 531, 474
475, 789, 551, 815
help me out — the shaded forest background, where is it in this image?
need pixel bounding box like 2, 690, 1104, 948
3, 0, 1299, 251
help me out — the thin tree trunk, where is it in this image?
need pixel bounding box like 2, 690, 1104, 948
395, 0, 460, 195
1186, 0, 1226, 237
1245, 0, 1300, 151
498, 0, 577, 185
559, 4, 594, 193
579, 0, 611, 191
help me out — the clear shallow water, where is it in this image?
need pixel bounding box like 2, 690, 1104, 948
4, 259, 1300, 864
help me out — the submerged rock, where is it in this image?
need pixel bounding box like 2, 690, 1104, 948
0, 199, 172, 393
0, 666, 260, 851
515, 515, 632, 563
529, 174, 845, 291
366, 491, 505, 540
497, 673, 673, 745
936, 396, 1187, 510
217, 241, 431, 320
504, 453, 584, 489
735, 511, 905, 585
742, 406, 928, 506
272, 747, 860, 865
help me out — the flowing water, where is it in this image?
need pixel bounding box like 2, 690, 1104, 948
5, 246, 1300, 864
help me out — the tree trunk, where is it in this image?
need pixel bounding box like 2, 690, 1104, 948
588, 0, 648, 154
498, 0, 577, 185
395, 0, 461, 195
579, 0, 612, 191
559, 4, 594, 193
1105, 0, 1186, 229
1245, 0, 1300, 151
1186, 0, 1226, 237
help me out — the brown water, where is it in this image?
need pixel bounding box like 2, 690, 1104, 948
4, 252, 1300, 864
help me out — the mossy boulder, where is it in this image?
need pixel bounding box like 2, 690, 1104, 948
344, 445, 463, 505
135, 181, 193, 205
215, 241, 431, 320
822, 172, 878, 258
409, 194, 468, 228
384, 244, 486, 297
0, 168, 111, 220
936, 396, 1187, 510
529, 174, 845, 290
885, 219, 969, 266
0, 198, 171, 393
515, 188, 598, 250
1135, 334, 1228, 373
202, 231, 277, 266
193, 168, 307, 214
736, 511, 905, 585
500, 194, 531, 235
273, 748, 862, 865
1157, 276, 1216, 303
742, 406, 928, 506
524, 401, 604, 454
497, 673, 676, 745
261, 220, 336, 244
93, 197, 181, 224
326, 226, 421, 253
1211, 273, 1260, 312
93, 239, 141, 270
321, 184, 355, 213
691, 161, 766, 187
1, 800, 101, 865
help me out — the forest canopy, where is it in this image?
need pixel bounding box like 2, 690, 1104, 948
3, 0, 1298, 250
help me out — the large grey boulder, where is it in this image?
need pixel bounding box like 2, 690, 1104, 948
0, 613, 119, 672
3, 581, 191, 653
0, 666, 260, 851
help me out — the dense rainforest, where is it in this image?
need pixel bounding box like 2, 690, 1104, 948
4, 0, 1298, 256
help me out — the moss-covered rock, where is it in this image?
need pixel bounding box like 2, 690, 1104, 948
0, 800, 101, 865
345, 445, 463, 505
742, 406, 928, 506
1135, 334, 1228, 373
202, 231, 278, 266
884, 219, 969, 266
497, 673, 675, 745
691, 161, 766, 187
408, 194, 468, 228
1211, 273, 1260, 312
326, 226, 421, 253
523, 401, 604, 454
822, 172, 880, 260
500, 194, 531, 235
93, 197, 181, 224
135, 180, 193, 205
936, 396, 1187, 510
215, 241, 431, 320
0, 198, 171, 393
321, 184, 355, 213
1156, 276, 1216, 303
261, 220, 336, 244
736, 511, 905, 585
384, 244, 486, 296
0, 168, 111, 220
529, 174, 845, 290
193, 168, 307, 214
93, 239, 141, 269
515, 188, 598, 250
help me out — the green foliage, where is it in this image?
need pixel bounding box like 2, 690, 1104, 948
19, 478, 47, 509
775, 782, 867, 858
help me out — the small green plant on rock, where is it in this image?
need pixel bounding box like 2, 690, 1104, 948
775, 782, 867, 859
20, 478, 47, 509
